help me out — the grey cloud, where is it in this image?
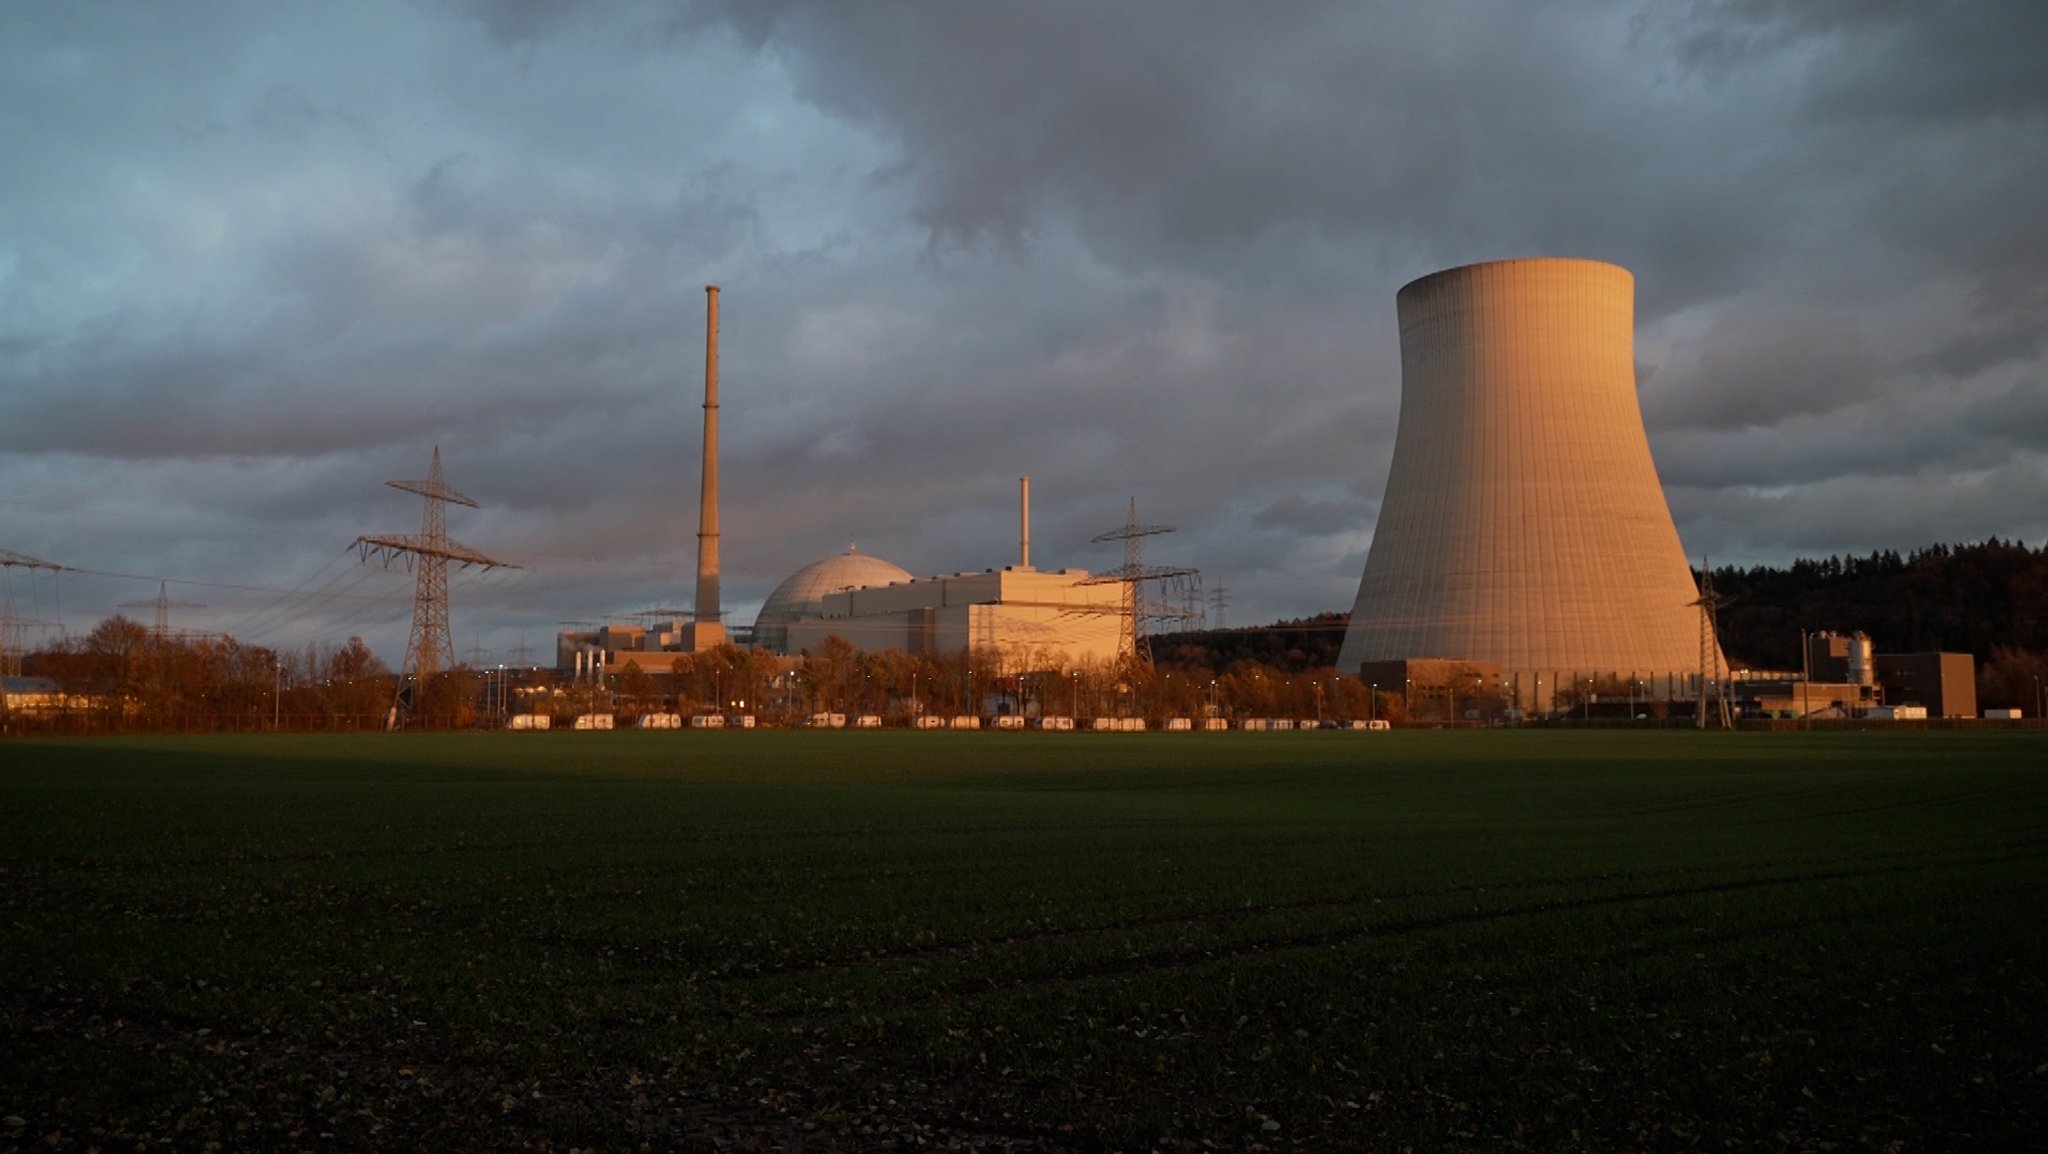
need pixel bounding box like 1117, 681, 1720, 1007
1665, 0, 2048, 124
690, 0, 2048, 324
1254, 494, 1378, 538
1674, 452, 2048, 566
1642, 304, 1881, 431
687, 2, 1823, 312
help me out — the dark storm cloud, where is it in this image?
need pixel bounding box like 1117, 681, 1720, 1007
684, 0, 2048, 309
690, 1, 1758, 295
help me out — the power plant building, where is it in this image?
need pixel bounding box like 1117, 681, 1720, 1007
777, 564, 1126, 669
1336, 258, 1718, 711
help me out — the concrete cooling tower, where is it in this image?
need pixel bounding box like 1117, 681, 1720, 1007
1335, 258, 1718, 709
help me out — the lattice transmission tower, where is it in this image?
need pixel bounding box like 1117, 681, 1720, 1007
120, 582, 206, 643
2, 550, 64, 679
354, 447, 516, 703
1690, 560, 1734, 730
1079, 498, 1201, 664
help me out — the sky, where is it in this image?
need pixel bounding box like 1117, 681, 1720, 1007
3, 0, 2045, 667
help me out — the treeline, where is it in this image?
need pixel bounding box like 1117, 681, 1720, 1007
1710, 539, 2048, 667
16, 615, 397, 732
1153, 612, 1350, 673
643, 637, 1394, 724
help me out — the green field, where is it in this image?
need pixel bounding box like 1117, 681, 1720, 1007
4, 732, 2044, 1151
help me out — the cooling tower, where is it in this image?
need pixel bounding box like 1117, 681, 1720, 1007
1336, 258, 1716, 707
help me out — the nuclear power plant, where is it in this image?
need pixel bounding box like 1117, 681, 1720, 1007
556, 290, 1134, 677
564, 261, 1720, 701
1336, 258, 1720, 712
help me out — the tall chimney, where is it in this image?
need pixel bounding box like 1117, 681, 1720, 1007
1019, 475, 1031, 569
691, 285, 727, 649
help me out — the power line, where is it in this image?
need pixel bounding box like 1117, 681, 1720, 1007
222, 549, 358, 641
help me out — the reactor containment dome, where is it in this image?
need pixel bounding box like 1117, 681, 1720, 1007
1335, 257, 1720, 709
754, 549, 915, 654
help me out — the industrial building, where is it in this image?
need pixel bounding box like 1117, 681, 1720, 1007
1870, 653, 1976, 719
1728, 632, 1976, 720
1794, 630, 1974, 718
761, 481, 1128, 669
1336, 258, 1718, 712
778, 563, 1126, 668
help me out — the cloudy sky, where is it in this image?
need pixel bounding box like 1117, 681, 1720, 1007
3, 0, 2044, 665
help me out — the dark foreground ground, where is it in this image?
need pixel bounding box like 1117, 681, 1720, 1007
2, 731, 2043, 1152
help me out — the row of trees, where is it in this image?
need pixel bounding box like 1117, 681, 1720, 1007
629, 638, 1404, 725
14, 615, 395, 732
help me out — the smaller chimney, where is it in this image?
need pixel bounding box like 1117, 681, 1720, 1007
1019, 475, 1031, 569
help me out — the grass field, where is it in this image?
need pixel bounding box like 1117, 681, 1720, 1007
3, 731, 2044, 1152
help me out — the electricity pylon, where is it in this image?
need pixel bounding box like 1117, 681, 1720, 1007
1, 550, 63, 679
1690, 560, 1734, 730
355, 447, 516, 706
120, 582, 206, 643
1079, 498, 1199, 664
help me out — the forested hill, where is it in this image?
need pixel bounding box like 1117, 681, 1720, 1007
1709, 539, 2048, 670
1166, 540, 2048, 676
1156, 612, 1350, 674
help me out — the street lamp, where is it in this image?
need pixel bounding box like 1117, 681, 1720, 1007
1369, 682, 1377, 724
